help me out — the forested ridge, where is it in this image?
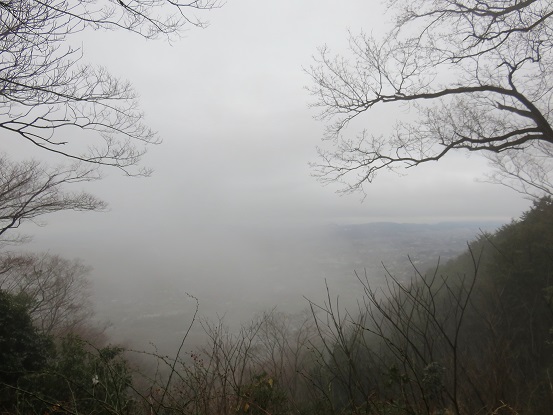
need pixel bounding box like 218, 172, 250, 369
1, 198, 552, 414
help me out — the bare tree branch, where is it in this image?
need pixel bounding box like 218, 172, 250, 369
1, 0, 222, 174
0, 252, 94, 335
0, 153, 106, 244
308, 0, 553, 197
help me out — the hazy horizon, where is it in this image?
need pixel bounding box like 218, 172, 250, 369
2, 0, 536, 352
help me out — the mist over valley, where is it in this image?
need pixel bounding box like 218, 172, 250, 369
85, 221, 503, 355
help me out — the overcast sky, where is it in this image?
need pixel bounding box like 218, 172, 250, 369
12, 0, 534, 333
66, 0, 530, 225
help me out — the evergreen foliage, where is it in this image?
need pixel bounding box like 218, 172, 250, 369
0, 290, 52, 412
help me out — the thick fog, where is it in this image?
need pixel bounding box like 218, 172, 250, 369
11, 0, 532, 351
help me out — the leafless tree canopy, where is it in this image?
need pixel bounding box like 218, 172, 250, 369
0, 0, 220, 174
308, 0, 553, 197
0, 154, 106, 244
0, 252, 93, 335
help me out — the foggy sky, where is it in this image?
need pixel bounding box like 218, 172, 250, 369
11, 1, 532, 335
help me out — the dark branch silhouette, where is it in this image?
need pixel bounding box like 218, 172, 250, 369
0, 0, 221, 174
0, 154, 106, 244
308, 0, 553, 196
